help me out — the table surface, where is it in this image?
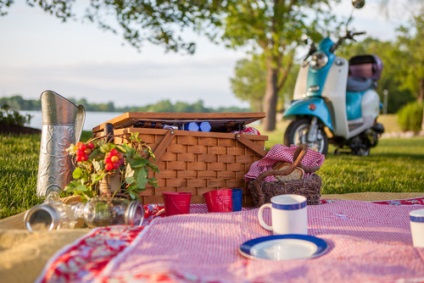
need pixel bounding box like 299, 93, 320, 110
33, 199, 424, 283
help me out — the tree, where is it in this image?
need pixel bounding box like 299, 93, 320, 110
230, 54, 266, 112
0, 0, 224, 54
230, 53, 299, 114
380, 0, 424, 131
378, 0, 424, 104
221, 0, 339, 131
378, 0, 422, 18
396, 11, 424, 103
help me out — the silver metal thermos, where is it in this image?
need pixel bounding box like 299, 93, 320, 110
24, 192, 84, 232
24, 193, 145, 231
36, 90, 85, 197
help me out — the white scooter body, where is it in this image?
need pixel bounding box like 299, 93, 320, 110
293, 56, 381, 140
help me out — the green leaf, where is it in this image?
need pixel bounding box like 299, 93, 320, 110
75, 184, 88, 192
134, 169, 148, 189
124, 163, 135, 178
148, 178, 158, 188
92, 172, 105, 183
129, 158, 148, 169
129, 191, 137, 200
116, 144, 127, 153
125, 175, 135, 185
72, 167, 83, 179
92, 159, 103, 172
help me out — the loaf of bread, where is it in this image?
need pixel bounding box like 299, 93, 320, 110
272, 162, 305, 181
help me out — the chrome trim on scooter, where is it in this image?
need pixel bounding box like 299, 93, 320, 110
307, 117, 318, 143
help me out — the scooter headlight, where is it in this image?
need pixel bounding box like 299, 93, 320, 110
310, 51, 328, 70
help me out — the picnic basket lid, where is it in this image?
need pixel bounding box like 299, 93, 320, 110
92, 112, 265, 132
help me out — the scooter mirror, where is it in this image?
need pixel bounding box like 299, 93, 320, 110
301, 34, 309, 45
352, 0, 365, 9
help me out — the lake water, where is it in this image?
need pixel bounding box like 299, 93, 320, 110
22, 110, 261, 132
22, 111, 122, 131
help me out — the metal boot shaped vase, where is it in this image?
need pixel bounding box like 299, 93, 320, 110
36, 90, 86, 197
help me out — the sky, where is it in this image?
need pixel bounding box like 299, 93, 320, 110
0, 1, 412, 109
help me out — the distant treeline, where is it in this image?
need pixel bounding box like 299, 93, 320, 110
0, 95, 250, 113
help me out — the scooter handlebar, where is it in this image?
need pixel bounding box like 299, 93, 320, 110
303, 42, 317, 61
346, 30, 366, 40
353, 31, 366, 36
331, 31, 366, 52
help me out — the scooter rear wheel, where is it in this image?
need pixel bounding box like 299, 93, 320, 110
284, 118, 329, 155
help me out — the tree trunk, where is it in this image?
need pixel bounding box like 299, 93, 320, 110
419, 79, 424, 132
262, 64, 279, 131
419, 78, 424, 104
422, 107, 424, 132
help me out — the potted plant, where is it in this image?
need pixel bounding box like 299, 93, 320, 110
65, 132, 159, 202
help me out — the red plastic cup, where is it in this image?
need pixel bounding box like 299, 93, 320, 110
162, 192, 192, 216
203, 189, 233, 212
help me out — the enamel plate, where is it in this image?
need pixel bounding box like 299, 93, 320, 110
239, 234, 328, 260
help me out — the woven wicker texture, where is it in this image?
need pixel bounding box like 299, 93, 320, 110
248, 144, 322, 206
249, 174, 322, 206
104, 127, 267, 205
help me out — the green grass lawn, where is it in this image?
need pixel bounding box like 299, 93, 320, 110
0, 115, 423, 219
320, 138, 424, 194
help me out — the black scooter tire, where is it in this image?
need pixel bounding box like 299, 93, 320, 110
283, 118, 329, 155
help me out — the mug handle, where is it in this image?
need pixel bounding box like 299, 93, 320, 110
258, 203, 273, 231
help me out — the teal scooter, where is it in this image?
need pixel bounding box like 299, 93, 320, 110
283, 0, 384, 156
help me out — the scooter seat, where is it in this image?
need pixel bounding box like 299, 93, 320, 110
346, 77, 373, 92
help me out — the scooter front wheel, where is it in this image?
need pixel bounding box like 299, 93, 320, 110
284, 118, 329, 155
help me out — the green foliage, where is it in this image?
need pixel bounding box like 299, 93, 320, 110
222, 1, 338, 52
221, 0, 341, 131
230, 55, 267, 112
65, 133, 158, 202
0, 95, 41, 110
396, 10, 424, 102
0, 0, 12, 16
0, 1, 225, 54
397, 102, 423, 132
0, 104, 32, 127
230, 54, 299, 112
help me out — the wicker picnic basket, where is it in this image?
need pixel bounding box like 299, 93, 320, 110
248, 144, 322, 207
92, 112, 268, 206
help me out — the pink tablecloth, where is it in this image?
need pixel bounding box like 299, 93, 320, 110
37, 200, 424, 283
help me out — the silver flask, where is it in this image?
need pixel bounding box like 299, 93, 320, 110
36, 90, 85, 197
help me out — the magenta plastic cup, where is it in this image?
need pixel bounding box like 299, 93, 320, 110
162, 192, 192, 216
203, 189, 233, 212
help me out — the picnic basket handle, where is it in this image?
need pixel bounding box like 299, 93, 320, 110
254, 144, 308, 183
252, 144, 308, 206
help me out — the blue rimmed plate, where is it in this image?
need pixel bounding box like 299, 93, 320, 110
239, 234, 328, 260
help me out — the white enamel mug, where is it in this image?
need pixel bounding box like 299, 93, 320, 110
410, 209, 424, 248
258, 194, 308, 235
